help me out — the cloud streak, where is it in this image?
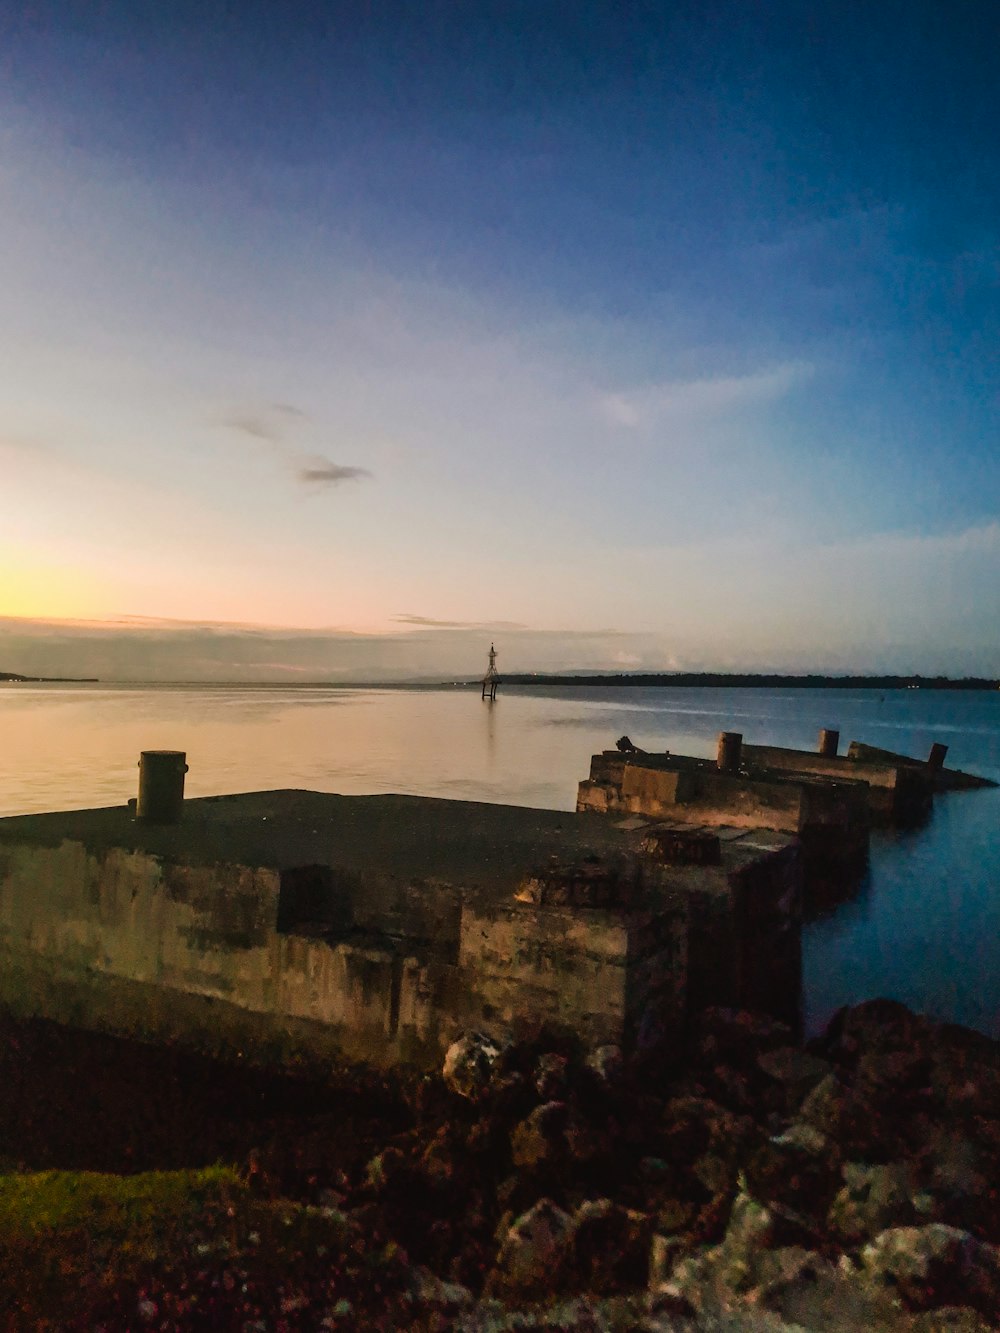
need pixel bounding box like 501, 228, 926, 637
393, 614, 528, 630
601, 361, 813, 429
298, 457, 371, 487
219, 403, 371, 491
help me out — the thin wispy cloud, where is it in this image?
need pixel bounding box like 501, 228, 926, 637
298, 458, 371, 487
601, 361, 813, 429
393, 614, 528, 630
219, 403, 371, 491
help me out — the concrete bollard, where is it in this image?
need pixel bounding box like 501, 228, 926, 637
927, 742, 949, 773
136, 750, 188, 824
818, 728, 840, 757
716, 731, 743, 773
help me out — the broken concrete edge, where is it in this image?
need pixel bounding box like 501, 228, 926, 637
846, 740, 999, 790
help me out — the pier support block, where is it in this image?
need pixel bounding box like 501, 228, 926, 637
818, 728, 840, 757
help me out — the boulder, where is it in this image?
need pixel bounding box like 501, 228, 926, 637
797, 1072, 895, 1158
696, 1008, 794, 1072
364, 1145, 407, 1193
484, 1197, 574, 1300
401, 1264, 474, 1315
443, 1032, 506, 1099
827, 1162, 919, 1244
927, 1022, 1000, 1122
818, 998, 934, 1069
510, 1100, 570, 1170
918, 1128, 1000, 1239
662, 1096, 759, 1167
743, 1124, 842, 1220
906, 1310, 998, 1332
569, 1198, 654, 1295
586, 1044, 624, 1084
860, 1223, 1000, 1314
418, 1125, 468, 1193
534, 1052, 570, 1100
666, 1193, 829, 1316
648, 1232, 688, 1290
757, 1047, 833, 1112
749, 1245, 840, 1313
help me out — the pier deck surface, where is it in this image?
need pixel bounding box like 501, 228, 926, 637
0, 789, 792, 901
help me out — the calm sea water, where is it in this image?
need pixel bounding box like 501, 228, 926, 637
2, 681, 999, 1038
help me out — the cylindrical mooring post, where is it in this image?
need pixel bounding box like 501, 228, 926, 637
927, 742, 949, 773
136, 750, 188, 824
818, 728, 840, 757
716, 731, 743, 773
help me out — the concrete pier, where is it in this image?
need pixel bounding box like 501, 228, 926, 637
0, 790, 802, 1070
577, 748, 869, 876
846, 740, 998, 792
741, 742, 933, 825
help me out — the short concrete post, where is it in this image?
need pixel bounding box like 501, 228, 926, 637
136, 750, 188, 824
927, 742, 949, 773
818, 728, 840, 757
717, 731, 743, 773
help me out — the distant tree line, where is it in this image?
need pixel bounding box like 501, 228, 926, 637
496, 672, 1000, 691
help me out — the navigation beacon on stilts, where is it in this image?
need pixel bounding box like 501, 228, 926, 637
481, 642, 500, 701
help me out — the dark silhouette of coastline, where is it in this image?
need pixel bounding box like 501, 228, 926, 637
494, 672, 1000, 691
0, 672, 99, 683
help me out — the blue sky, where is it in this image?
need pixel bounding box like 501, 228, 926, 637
1, 1, 998, 678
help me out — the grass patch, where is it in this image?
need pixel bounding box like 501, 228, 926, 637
0, 1164, 241, 1245
0, 1167, 356, 1327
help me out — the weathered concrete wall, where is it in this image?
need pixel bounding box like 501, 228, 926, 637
0, 838, 450, 1068
624, 897, 688, 1045
456, 891, 689, 1050
743, 744, 932, 825
620, 765, 699, 810
0, 832, 692, 1069
579, 758, 806, 833
0, 789, 805, 1069
578, 754, 872, 886
457, 901, 631, 1046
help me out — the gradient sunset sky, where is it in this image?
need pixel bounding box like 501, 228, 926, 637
2, 1, 998, 680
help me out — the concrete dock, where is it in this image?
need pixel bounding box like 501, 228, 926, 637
577, 743, 870, 876
846, 740, 998, 792
741, 742, 934, 825
0, 790, 801, 1070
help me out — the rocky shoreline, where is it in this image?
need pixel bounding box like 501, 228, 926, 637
2, 999, 999, 1329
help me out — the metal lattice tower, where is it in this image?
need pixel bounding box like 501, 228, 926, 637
481, 642, 500, 700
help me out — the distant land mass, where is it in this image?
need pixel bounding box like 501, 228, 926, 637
0, 672, 99, 683
493, 672, 1000, 691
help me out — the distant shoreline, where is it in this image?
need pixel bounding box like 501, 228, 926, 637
0, 673, 100, 683
492, 673, 1000, 691
2, 672, 997, 691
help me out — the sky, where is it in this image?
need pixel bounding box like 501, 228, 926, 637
1, 0, 999, 680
